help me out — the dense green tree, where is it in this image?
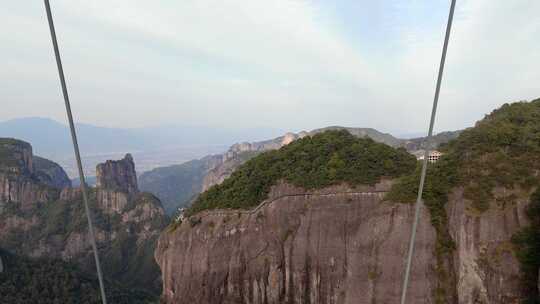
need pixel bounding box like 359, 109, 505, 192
0, 249, 157, 303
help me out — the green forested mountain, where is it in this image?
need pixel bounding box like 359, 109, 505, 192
189, 130, 417, 215
387, 99, 540, 210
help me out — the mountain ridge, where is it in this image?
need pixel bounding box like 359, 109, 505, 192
141, 126, 461, 215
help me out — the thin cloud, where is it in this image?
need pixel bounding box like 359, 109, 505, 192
0, 0, 538, 135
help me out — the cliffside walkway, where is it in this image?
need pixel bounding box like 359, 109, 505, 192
192, 189, 388, 219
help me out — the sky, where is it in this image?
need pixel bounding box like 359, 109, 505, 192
1, 0, 539, 136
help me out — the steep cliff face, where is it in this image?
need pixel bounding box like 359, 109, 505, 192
156, 183, 530, 304
0, 145, 168, 296
156, 182, 439, 304
0, 138, 58, 209
447, 187, 526, 303
0, 173, 57, 209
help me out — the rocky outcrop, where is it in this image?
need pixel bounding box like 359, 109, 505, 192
156, 182, 529, 304
156, 182, 440, 304
96, 153, 138, 194
0, 138, 33, 174
0, 145, 168, 295
0, 139, 71, 210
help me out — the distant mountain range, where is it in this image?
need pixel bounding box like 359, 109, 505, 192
0, 117, 284, 177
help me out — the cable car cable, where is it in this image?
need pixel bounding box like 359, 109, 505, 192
400, 0, 456, 303
43, 1, 108, 303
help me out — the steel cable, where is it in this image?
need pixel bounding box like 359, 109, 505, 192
399, 0, 457, 303
43, 1, 108, 303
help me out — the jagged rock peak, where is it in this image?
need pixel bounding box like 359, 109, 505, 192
96, 153, 139, 194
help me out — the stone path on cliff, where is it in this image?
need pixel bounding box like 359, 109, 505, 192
194, 190, 388, 218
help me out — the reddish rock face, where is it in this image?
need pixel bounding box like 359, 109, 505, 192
156, 182, 440, 304
96, 153, 139, 195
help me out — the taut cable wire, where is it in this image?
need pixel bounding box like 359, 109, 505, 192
399, 0, 456, 303
43, 1, 108, 303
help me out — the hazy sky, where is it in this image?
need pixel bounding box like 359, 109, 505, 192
2, 0, 539, 135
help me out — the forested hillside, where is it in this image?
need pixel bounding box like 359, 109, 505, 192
0, 248, 156, 304
189, 130, 416, 215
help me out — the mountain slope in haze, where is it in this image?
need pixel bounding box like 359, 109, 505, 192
139, 155, 222, 215
401, 130, 462, 151
33, 156, 72, 189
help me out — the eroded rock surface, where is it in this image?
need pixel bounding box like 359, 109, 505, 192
156, 182, 438, 304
